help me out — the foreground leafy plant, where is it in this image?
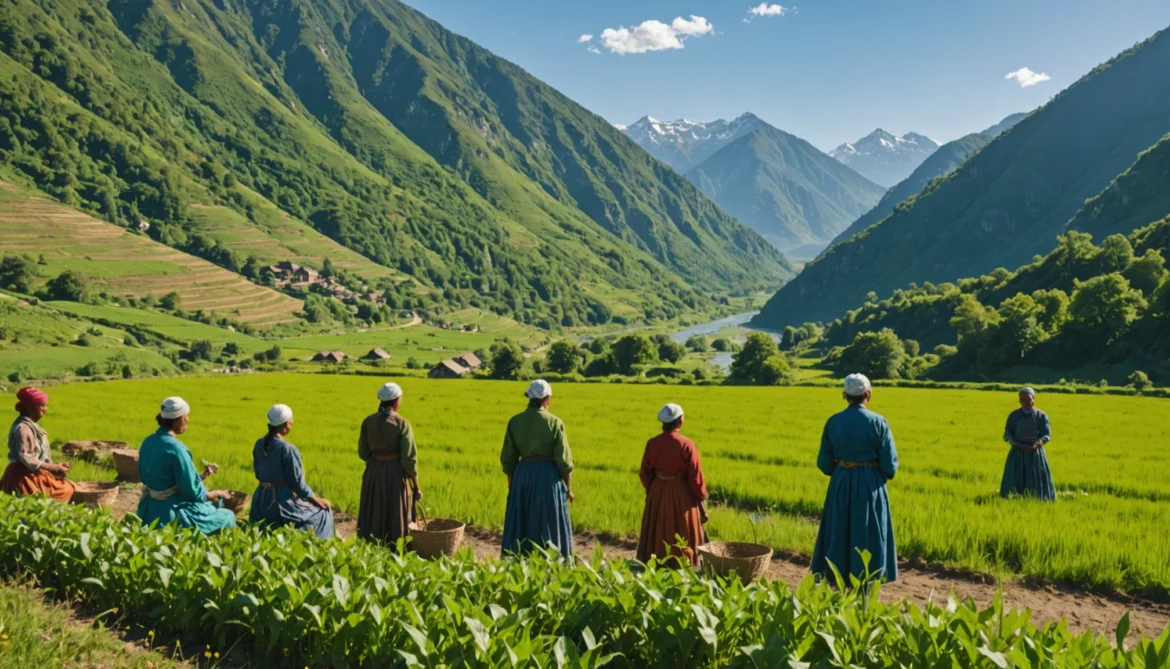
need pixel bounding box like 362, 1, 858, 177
1, 497, 1167, 667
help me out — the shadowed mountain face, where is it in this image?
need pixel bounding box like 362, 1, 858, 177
754, 28, 1170, 330
0, 0, 792, 328
830, 130, 941, 187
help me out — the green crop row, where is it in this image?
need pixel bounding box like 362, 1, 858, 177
2, 497, 1167, 668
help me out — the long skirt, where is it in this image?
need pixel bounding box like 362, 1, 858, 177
137, 495, 237, 535
636, 477, 705, 568
1000, 446, 1056, 501
357, 459, 414, 546
1, 463, 75, 501
501, 461, 573, 558
811, 468, 897, 584
250, 486, 335, 540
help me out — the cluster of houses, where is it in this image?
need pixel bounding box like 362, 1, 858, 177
308, 348, 483, 379
264, 261, 387, 305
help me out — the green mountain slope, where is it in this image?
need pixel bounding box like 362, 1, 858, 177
1068, 133, 1170, 241
753, 28, 1170, 329
0, 0, 790, 330
824, 114, 1027, 254
685, 120, 886, 257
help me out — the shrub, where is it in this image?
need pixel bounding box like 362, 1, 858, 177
1128, 370, 1153, 392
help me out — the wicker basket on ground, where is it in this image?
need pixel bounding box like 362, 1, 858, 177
110, 449, 141, 482
220, 491, 249, 514
70, 481, 120, 508
698, 541, 773, 584
408, 517, 465, 559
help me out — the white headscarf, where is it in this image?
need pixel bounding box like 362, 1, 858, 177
844, 374, 871, 397
377, 382, 403, 402
657, 403, 684, 424
159, 396, 190, 420
525, 379, 552, 400
267, 404, 293, 426
1019, 387, 1036, 397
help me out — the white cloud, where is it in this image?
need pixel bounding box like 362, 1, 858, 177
577, 34, 594, 43
587, 45, 601, 55
745, 3, 789, 21
600, 15, 713, 55
1004, 67, 1051, 88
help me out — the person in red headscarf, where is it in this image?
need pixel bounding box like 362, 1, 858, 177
1, 387, 74, 501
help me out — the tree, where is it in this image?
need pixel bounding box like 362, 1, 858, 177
756, 355, 796, 386
189, 340, 215, 361
1122, 249, 1166, 295
711, 338, 734, 352
264, 345, 283, 362
1100, 234, 1134, 273
995, 293, 1047, 361
321, 258, 335, 279
545, 340, 583, 374
1031, 289, 1070, 333
223, 342, 241, 357
1068, 273, 1147, 346
656, 338, 686, 364
949, 294, 999, 340
611, 335, 658, 375
489, 342, 525, 379
836, 329, 907, 380
42, 270, 90, 302
729, 332, 791, 384
159, 292, 181, 310
781, 326, 799, 349
1128, 370, 1153, 392
685, 335, 708, 352
0, 255, 37, 293
583, 353, 616, 377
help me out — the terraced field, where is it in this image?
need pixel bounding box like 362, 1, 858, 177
0, 187, 302, 325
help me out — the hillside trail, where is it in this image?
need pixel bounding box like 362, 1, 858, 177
106, 493, 1168, 640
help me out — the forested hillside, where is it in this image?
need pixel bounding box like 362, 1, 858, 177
0, 0, 791, 329
754, 28, 1170, 329
1068, 133, 1170, 242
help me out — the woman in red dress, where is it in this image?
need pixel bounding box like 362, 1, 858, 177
636, 403, 708, 568
1, 387, 74, 501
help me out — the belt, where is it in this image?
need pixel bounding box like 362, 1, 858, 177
835, 460, 878, 469
654, 471, 681, 480
259, 482, 287, 488
520, 455, 554, 462
141, 484, 178, 501
371, 453, 400, 461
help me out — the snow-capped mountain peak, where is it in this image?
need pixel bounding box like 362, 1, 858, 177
829, 129, 941, 187
619, 114, 761, 172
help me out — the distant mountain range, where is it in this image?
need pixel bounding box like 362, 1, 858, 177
753, 27, 1170, 330
621, 114, 886, 256
830, 130, 941, 187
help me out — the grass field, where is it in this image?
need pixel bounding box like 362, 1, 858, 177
34, 375, 1170, 597
47, 301, 261, 346
0, 186, 302, 325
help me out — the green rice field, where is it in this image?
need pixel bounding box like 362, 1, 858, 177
35, 375, 1170, 597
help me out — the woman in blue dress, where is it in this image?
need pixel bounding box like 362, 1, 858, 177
811, 374, 899, 585
999, 387, 1056, 501
137, 396, 237, 534
249, 404, 334, 539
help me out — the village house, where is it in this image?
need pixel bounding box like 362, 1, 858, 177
311, 351, 346, 363
265, 261, 301, 280
453, 352, 482, 370
428, 359, 470, 379
363, 348, 391, 361
292, 266, 319, 284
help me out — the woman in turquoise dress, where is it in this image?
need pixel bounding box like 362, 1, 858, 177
137, 396, 237, 534
999, 387, 1056, 501
811, 374, 899, 585
250, 404, 334, 539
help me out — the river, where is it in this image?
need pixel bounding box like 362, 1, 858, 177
668, 311, 778, 371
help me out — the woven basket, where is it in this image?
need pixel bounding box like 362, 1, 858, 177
221, 491, 249, 514
70, 481, 120, 509
110, 449, 140, 482
698, 541, 773, 584
408, 518, 465, 559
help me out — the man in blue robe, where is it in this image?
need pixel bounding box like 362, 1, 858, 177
811, 374, 899, 585
999, 387, 1055, 501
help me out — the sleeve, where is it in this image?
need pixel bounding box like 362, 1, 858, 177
553, 418, 574, 478
878, 418, 898, 480
816, 420, 835, 476
1003, 411, 1017, 445
357, 417, 371, 462
639, 440, 654, 491
13, 425, 43, 471
284, 444, 314, 499
500, 417, 519, 476
1038, 412, 1051, 444
399, 419, 418, 478
685, 443, 708, 502
174, 445, 209, 503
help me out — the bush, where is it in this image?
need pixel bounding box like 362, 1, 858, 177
545, 340, 584, 374
489, 342, 525, 380
834, 329, 908, 380
1128, 370, 1153, 391
406, 357, 422, 370
41, 270, 91, 303
645, 367, 686, 379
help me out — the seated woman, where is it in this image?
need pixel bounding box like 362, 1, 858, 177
249, 404, 334, 539
137, 396, 237, 534
636, 403, 708, 568
2, 387, 74, 501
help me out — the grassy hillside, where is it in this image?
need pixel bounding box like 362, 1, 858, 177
686, 122, 885, 255
1068, 133, 1170, 241
0, 0, 790, 330
754, 27, 1170, 329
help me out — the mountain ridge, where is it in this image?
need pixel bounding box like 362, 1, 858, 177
829, 129, 941, 187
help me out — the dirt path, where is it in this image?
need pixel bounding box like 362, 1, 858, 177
109, 492, 1169, 640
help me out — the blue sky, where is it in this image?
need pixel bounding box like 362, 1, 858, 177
406, 0, 1170, 151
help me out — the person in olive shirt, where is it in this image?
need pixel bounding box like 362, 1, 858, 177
357, 382, 423, 546
500, 379, 575, 558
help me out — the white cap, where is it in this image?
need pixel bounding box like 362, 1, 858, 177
525, 379, 552, 399
658, 403, 684, 424
844, 374, 871, 397
1019, 387, 1036, 397
159, 396, 190, 420
377, 382, 403, 402
267, 403, 293, 426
